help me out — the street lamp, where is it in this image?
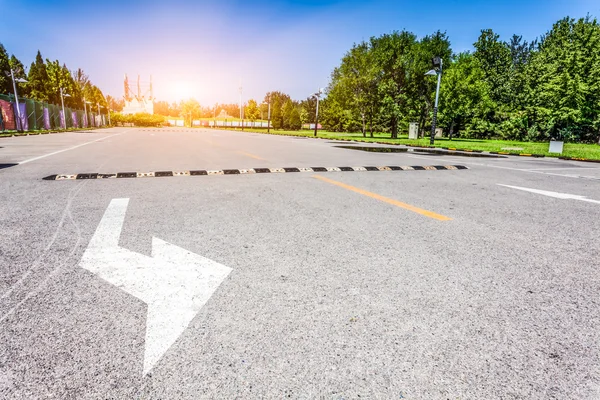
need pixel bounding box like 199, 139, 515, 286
60, 88, 71, 130
239, 85, 244, 131
312, 88, 324, 137
84, 99, 92, 127
425, 56, 443, 145
262, 99, 271, 133
6, 68, 27, 132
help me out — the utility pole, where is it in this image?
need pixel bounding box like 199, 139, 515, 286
239, 84, 244, 131
9, 68, 26, 133
60, 87, 70, 130
267, 98, 271, 134
425, 57, 443, 145
313, 88, 323, 137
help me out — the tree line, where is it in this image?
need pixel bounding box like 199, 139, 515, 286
156, 93, 319, 131
320, 16, 600, 143
0, 44, 110, 112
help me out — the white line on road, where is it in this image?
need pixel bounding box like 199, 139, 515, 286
18, 134, 120, 164
498, 184, 600, 204
406, 155, 600, 180
80, 198, 232, 375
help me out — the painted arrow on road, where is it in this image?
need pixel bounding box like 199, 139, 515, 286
79, 198, 232, 375
498, 184, 600, 204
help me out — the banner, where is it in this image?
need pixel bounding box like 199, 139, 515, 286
59, 110, 65, 129
0, 99, 15, 130
43, 108, 50, 130
72, 111, 78, 128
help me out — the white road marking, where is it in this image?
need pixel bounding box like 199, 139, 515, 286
498, 184, 600, 204
18, 134, 120, 164
406, 155, 600, 180
79, 198, 232, 375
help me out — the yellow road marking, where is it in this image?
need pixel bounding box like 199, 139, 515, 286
312, 175, 452, 221
237, 151, 266, 160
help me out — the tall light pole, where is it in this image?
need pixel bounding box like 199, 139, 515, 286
312, 88, 324, 137
84, 99, 92, 127
262, 98, 271, 133
7, 68, 27, 133
60, 88, 71, 130
425, 57, 443, 145
239, 84, 244, 131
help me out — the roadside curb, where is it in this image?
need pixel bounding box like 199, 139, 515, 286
558, 156, 600, 163
42, 165, 469, 181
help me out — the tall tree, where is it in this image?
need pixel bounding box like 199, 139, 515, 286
0, 44, 12, 94
27, 51, 49, 102
245, 99, 260, 121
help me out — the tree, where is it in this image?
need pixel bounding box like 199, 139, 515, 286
0, 44, 11, 94
438, 52, 493, 138
473, 29, 512, 106
180, 98, 201, 127
27, 51, 49, 102
524, 16, 600, 142
245, 99, 260, 121
265, 91, 290, 129
9, 55, 27, 96
288, 106, 302, 130
282, 99, 295, 129
106, 95, 124, 112
300, 96, 317, 124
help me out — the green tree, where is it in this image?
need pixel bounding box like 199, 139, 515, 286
473, 29, 512, 106
438, 52, 494, 138
288, 106, 302, 130
265, 91, 290, 129
370, 31, 418, 138
0, 44, 12, 94
245, 99, 260, 121
27, 51, 49, 102
282, 99, 295, 129
524, 16, 600, 142
180, 98, 201, 127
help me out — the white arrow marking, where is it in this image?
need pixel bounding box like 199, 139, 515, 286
79, 198, 231, 375
498, 184, 600, 204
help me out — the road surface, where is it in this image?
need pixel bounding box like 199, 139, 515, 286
1, 128, 599, 399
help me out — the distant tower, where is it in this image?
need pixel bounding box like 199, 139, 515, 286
121, 74, 154, 115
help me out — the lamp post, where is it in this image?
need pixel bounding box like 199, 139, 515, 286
425, 57, 443, 145
60, 88, 71, 129
7, 68, 27, 132
239, 85, 244, 131
312, 88, 324, 137
84, 100, 92, 127
262, 99, 271, 133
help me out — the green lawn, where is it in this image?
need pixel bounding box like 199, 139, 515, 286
234, 127, 600, 160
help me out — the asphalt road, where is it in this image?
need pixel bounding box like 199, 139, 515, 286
1, 127, 599, 399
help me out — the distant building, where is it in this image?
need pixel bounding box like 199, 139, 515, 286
121, 74, 154, 115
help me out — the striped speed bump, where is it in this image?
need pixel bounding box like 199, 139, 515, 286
42, 165, 468, 180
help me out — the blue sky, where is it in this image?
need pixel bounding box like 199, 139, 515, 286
2, 0, 599, 104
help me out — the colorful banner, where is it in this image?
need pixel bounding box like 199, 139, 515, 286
0, 99, 15, 130
43, 108, 50, 130
72, 111, 78, 128
59, 110, 65, 129
16, 103, 28, 131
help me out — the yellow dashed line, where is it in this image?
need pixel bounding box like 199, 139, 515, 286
312, 175, 452, 221
237, 151, 266, 161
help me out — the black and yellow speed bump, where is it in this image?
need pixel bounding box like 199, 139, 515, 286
42, 165, 469, 180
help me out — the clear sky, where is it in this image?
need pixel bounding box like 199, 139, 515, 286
2, 0, 599, 105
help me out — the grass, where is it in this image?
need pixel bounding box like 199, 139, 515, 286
232, 127, 600, 160
0, 127, 102, 137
